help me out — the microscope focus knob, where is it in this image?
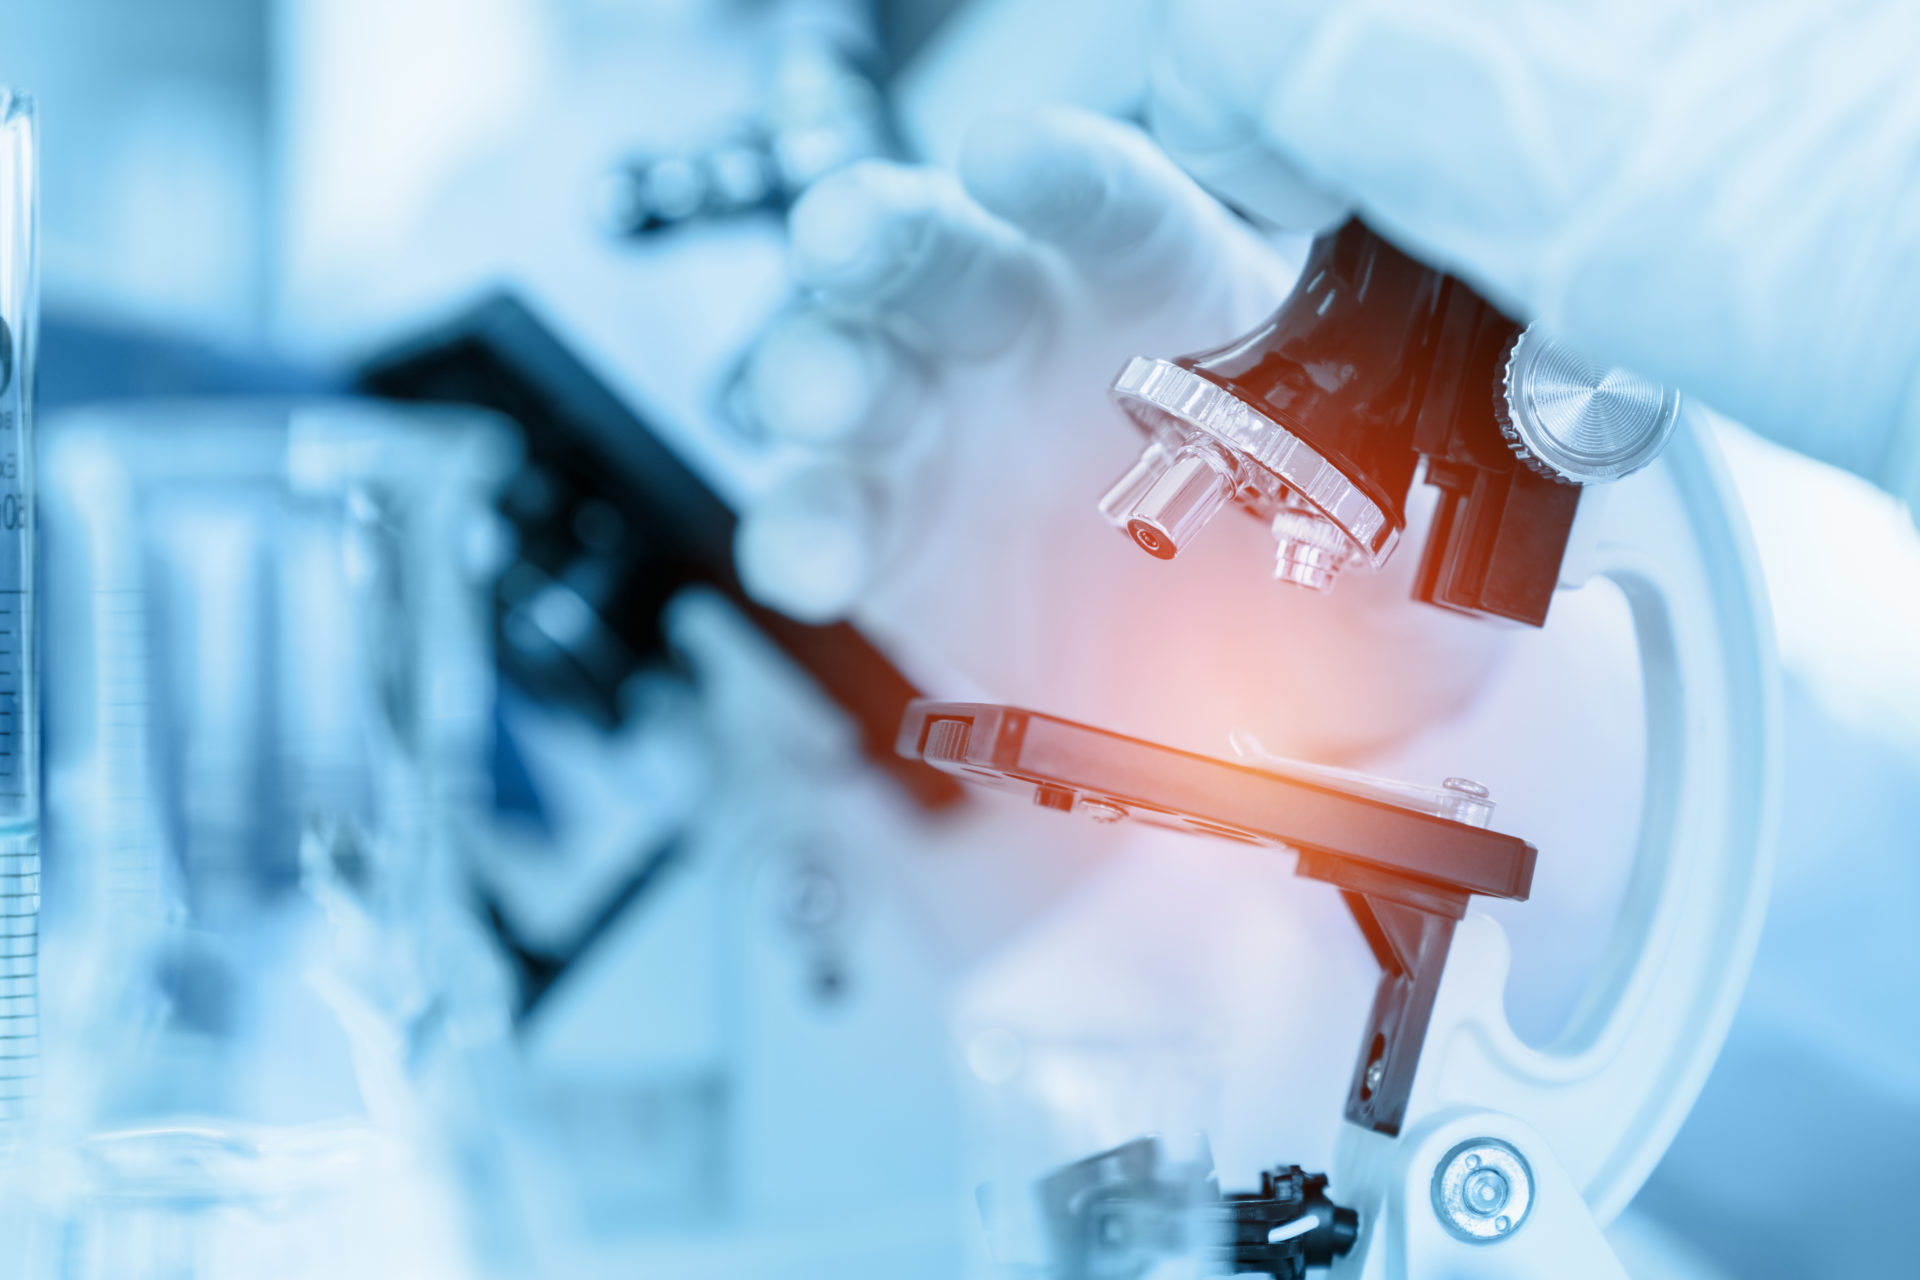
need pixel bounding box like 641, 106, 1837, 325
1496, 326, 1682, 485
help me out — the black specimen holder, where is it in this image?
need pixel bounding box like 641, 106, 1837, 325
358, 293, 959, 808
898, 701, 1536, 1137
1109, 218, 1582, 626
1035, 1137, 1358, 1280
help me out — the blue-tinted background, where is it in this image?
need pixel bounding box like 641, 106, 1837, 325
3, 3, 1917, 1278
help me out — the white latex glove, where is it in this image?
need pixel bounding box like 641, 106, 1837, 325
1150, 0, 1920, 512
734, 108, 1510, 762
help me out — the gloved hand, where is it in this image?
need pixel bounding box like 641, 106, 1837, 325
1149, 0, 1920, 512
733, 108, 1509, 762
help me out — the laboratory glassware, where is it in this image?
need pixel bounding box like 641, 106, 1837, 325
29, 399, 514, 1280
0, 88, 38, 1139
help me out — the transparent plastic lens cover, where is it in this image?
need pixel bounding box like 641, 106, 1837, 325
1228, 730, 1496, 828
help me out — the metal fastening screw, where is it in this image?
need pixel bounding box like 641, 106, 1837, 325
1363, 1057, 1385, 1097
1432, 1139, 1533, 1244
1079, 799, 1129, 824
1443, 777, 1490, 798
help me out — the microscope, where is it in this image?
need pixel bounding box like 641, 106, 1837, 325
897, 218, 1745, 1278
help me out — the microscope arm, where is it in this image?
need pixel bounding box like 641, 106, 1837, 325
900, 406, 1773, 1276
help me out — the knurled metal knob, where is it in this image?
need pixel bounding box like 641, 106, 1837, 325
1496, 327, 1681, 485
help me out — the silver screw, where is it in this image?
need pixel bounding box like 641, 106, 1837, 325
1079, 799, 1129, 824
1432, 1139, 1532, 1243
1443, 777, 1490, 798
1363, 1057, 1385, 1096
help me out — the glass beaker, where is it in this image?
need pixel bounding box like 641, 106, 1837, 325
20, 398, 516, 1280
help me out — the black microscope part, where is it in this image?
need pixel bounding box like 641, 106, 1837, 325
1223, 1165, 1361, 1276
1039, 1137, 1357, 1279
356, 292, 960, 808
1174, 217, 1577, 626
899, 701, 1536, 1135
1176, 219, 1440, 529
1406, 261, 1580, 625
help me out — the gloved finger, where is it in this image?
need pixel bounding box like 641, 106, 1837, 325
789, 160, 1042, 361
744, 309, 924, 449
957, 107, 1305, 318
734, 467, 877, 625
